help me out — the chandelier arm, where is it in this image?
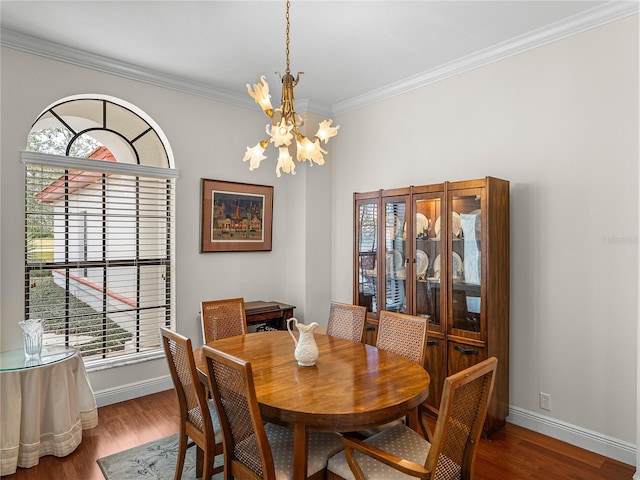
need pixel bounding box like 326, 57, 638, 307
294, 131, 308, 142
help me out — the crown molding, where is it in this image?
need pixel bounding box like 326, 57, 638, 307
2, 1, 637, 118
0, 27, 255, 109
331, 1, 639, 116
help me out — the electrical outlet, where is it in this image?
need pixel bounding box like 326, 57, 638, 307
540, 392, 551, 411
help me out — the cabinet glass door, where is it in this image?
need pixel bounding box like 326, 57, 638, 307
414, 195, 443, 332
356, 199, 378, 314
383, 197, 407, 313
450, 189, 483, 334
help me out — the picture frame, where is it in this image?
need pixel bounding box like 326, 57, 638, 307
200, 179, 273, 252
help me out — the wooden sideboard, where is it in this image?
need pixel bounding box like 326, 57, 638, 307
244, 301, 295, 330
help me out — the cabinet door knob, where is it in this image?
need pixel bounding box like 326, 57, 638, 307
454, 345, 479, 355
427, 340, 439, 347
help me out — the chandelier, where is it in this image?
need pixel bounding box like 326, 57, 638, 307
243, 0, 339, 177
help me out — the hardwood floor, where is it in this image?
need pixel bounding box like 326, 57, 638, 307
3, 389, 635, 479
473, 422, 634, 479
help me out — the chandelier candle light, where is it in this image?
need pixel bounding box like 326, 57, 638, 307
243, 0, 339, 177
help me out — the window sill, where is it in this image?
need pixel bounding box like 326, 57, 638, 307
85, 349, 165, 373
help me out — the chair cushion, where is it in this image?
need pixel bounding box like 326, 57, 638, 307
327, 424, 430, 480
264, 423, 344, 479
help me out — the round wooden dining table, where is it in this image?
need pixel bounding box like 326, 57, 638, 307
194, 330, 430, 480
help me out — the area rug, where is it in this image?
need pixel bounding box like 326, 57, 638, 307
97, 434, 223, 479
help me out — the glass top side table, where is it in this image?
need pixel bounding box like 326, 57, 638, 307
0, 345, 77, 372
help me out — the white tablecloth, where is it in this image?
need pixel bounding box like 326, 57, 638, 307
0, 351, 98, 475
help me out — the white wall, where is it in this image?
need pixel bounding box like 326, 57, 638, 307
332, 15, 638, 455
0, 47, 332, 395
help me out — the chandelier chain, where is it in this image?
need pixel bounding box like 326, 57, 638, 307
285, 0, 290, 74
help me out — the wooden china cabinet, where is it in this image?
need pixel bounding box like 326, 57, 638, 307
353, 176, 509, 435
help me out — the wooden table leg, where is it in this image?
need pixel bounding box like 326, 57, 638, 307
292, 422, 308, 480
406, 406, 420, 432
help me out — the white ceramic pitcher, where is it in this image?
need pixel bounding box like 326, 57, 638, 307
286, 318, 319, 366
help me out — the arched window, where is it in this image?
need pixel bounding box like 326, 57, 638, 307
23, 95, 178, 369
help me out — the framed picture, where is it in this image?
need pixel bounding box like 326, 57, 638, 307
200, 179, 273, 252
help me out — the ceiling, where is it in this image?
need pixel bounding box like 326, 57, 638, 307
1, 1, 636, 115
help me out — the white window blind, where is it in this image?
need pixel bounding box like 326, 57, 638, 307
24, 153, 176, 367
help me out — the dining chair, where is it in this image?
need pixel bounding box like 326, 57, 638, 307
160, 327, 223, 480
200, 297, 248, 344
203, 345, 344, 480
326, 302, 367, 343
326, 357, 498, 480
355, 310, 428, 438
376, 310, 427, 367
